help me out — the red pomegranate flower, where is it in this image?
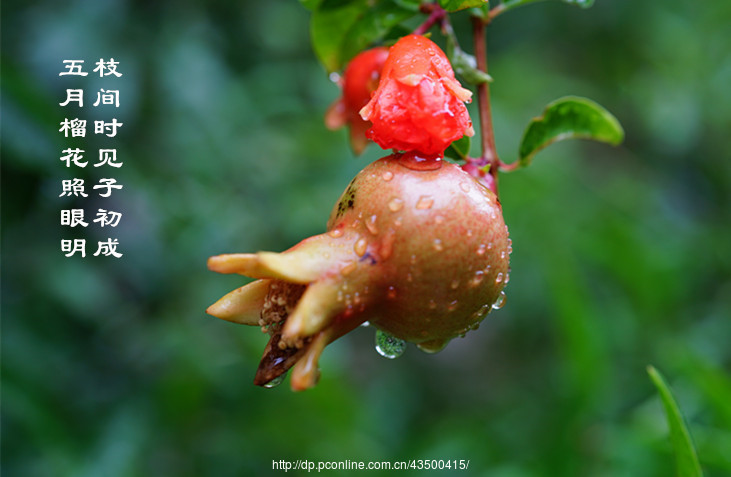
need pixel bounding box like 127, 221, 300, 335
325, 47, 390, 155
360, 34, 474, 156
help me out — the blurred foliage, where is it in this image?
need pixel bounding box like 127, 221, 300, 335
2, 0, 730, 476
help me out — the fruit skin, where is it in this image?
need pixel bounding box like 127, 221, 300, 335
207, 154, 510, 389
325, 154, 509, 350
325, 47, 390, 155
360, 35, 474, 156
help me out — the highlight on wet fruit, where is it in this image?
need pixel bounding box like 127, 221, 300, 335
207, 153, 510, 390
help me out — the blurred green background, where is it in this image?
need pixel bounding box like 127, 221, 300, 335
2, 0, 730, 476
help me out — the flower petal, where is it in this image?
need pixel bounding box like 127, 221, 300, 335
206, 279, 270, 325
290, 331, 329, 391
282, 278, 342, 343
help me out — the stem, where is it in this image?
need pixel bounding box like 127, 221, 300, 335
471, 16, 500, 195
414, 4, 446, 36
488, 3, 506, 22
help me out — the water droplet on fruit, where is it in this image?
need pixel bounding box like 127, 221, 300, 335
380, 228, 396, 260
329, 228, 343, 238
387, 286, 397, 299
460, 182, 470, 192
416, 196, 434, 210
501, 251, 506, 259
466, 229, 473, 237
428, 299, 437, 309
435, 215, 445, 224
432, 239, 444, 251
263, 374, 286, 388
361, 321, 370, 327
470, 270, 484, 287
448, 300, 458, 312
366, 215, 379, 235
341, 261, 357, 276
388, 197, 404, 211
354, 238, 368, 257
375, 330, 405, 359
487, 243, 493, 250
492, 291, 507, 310
495, 272, 504, 284
477, 244, 486, 255
382, 171, 394, 181
410, 254, 417, 264
450, 279, 459, 290
399, 152, 442, 171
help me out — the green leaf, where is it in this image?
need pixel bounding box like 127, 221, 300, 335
445, 135, 471, 160
311, 0, 416, 73
340, 3, 417, 65
391, 0, 423, 12
451, 48, 492, 85
647, 366, 704, 477
439, 0, 488, 12
518, 96, 623, 167
445, 31, 491, 85
501, 0, 594, 13
311, 0, 369, 73
299, 0, 322, 11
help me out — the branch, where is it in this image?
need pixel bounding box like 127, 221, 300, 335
471, 15, 500, 194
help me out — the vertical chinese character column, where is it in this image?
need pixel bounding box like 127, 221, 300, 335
91, 58, 124, 258
59, 59, 90, 258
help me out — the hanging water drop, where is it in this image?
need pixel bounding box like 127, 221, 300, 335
492, 291, 507, 310
375, 330, 406, 359
263, 373, 286, 388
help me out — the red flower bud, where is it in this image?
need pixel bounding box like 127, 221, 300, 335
325, 47, 390, 155
360, 34, 474, 156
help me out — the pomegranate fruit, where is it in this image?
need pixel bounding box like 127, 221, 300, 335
207, 153, 510, 390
